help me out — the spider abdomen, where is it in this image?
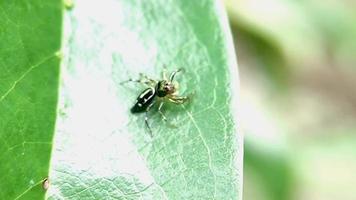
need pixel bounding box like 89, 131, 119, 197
131, 87, 156, 113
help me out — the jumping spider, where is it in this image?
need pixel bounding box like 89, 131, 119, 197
121, 68, 190, 136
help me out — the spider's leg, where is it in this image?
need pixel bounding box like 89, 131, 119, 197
145, 103, 155, 137
139, 73, 156, 85
168, 98, 184, 105
162, 65, 168, 80
169, 68, 184, 81
120, 78, 148, 85
145, 111, 152, 137
120, 77, 155, 87
168, 95, 190, 104
158, 102, 168, 122
158, 101, 177, 128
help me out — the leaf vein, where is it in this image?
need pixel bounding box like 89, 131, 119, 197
0, 54, 56, 103
182, 105, 217, 199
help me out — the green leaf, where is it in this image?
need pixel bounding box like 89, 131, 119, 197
1, 0, 241, 199
0, 0, 62, 199
48, 0, 241, 199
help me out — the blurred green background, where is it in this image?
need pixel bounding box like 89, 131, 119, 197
223, 0, 356, 199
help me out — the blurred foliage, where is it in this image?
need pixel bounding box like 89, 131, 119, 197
229, 21, 289, 89
226, 0, 356, 70
224, 0, 356, 200
244, 140, 294, 200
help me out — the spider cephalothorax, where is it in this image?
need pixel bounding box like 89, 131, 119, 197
156, 80, 176, 97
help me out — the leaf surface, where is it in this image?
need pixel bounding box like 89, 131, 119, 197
1, 0, 241, 199
0, 0, 62, 199
48, 0, 241, 199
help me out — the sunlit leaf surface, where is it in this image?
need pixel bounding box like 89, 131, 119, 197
48, 0, 241, 199
1, 0, 241, 199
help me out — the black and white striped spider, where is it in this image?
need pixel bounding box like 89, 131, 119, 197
121, 68, 189, 136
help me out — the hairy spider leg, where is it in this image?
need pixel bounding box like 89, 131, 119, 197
158, 101, 167, 122
120, 74, 156, 87
145, 102, 155, 137
168, 94, 190, 104
139, 73, 156, 84
158, 101, 178, 128
162, 65, 168, 80
169, 68, 184, 81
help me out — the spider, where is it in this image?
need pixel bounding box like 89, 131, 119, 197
121, 68, 190, 136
